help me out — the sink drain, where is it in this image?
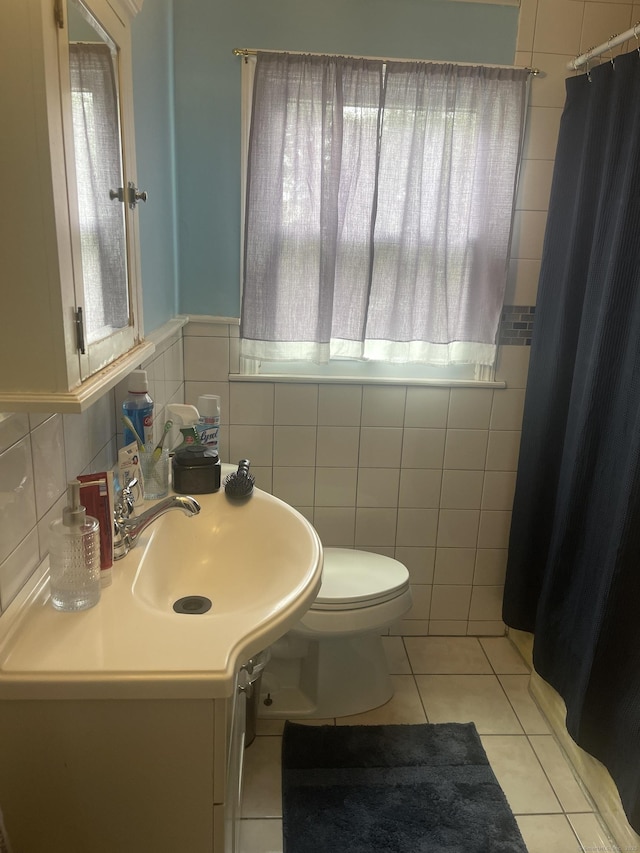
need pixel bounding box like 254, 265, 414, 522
173, 596, 212, 615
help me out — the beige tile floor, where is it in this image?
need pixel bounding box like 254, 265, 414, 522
240, 636, 615, 853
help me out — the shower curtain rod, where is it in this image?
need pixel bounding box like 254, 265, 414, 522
233, 47, 539, 75
567, 23, 640, 70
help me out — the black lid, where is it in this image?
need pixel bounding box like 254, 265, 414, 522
173, 446, 219, 467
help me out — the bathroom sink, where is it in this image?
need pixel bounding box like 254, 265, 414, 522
0, 480, 322, 700
132, 488, 319, 617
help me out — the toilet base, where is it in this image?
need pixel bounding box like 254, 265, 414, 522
258, 633, 393, 719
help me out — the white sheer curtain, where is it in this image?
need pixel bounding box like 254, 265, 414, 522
241, 52, 528, 369
69, 42, 128, 345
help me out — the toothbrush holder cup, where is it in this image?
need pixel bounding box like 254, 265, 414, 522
140, 445, 170, 500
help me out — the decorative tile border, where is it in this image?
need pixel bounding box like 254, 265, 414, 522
499, 305, 535, 346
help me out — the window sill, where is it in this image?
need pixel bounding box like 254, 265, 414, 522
229, 372, 506, 389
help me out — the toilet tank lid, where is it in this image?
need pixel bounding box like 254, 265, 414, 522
314, 548, 410, 607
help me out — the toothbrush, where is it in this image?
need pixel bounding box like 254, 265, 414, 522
151, 420, 173, 462
122, 415, 145, 451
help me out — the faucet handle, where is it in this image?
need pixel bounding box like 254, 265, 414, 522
123, 475, 138, 495
116, 478, 137, 519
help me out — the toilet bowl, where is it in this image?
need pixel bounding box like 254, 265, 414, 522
259, 548, 412, 719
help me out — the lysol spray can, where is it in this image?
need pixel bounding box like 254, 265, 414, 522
196, 395, 221, 456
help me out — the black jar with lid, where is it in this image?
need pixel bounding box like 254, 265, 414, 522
172, 446, 221, 494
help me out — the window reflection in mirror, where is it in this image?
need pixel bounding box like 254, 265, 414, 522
67, 0, 130, 346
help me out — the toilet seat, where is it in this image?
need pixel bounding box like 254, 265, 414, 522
311, 548, 410, 612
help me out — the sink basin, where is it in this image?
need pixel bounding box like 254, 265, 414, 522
0, 482, 322, 700
132, 489, 319, 617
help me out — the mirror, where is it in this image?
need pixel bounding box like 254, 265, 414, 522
66, 0, 130, 348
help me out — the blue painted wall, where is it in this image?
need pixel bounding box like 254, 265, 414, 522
132, 0, 178, 333
134, 1, 520, 326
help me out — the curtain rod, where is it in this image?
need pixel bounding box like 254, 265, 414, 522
567, 23, 640, 70
233, 48, 540, 75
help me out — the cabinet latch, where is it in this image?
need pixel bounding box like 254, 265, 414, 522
109, 182, 148, 209
75, 307, 86, 355
126, 181, 148, 209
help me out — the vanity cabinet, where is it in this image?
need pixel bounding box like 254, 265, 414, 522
0, 685, 247, 852
0, 0, 153, 413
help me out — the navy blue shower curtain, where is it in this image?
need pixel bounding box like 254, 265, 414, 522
502, 49, 640, 832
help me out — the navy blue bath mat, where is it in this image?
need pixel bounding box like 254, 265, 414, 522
282, 721, 527, 853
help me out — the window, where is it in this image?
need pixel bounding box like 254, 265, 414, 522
240, 52, 528, 381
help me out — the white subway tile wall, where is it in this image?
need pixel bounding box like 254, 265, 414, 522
0, 332, 185, 614
177, 321, 528, 637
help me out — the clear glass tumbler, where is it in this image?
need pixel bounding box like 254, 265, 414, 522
140, 446, 170, 500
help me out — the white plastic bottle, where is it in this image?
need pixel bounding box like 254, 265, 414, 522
122, 369, 154, 447
49, 480, 101, 612
196, 395, 221, 456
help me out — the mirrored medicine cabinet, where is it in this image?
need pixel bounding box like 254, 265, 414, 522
0, 0, 152, 413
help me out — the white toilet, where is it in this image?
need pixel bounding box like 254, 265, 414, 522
260, 548, 412, 719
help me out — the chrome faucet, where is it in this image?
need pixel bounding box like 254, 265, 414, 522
113, 479, 201, 560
